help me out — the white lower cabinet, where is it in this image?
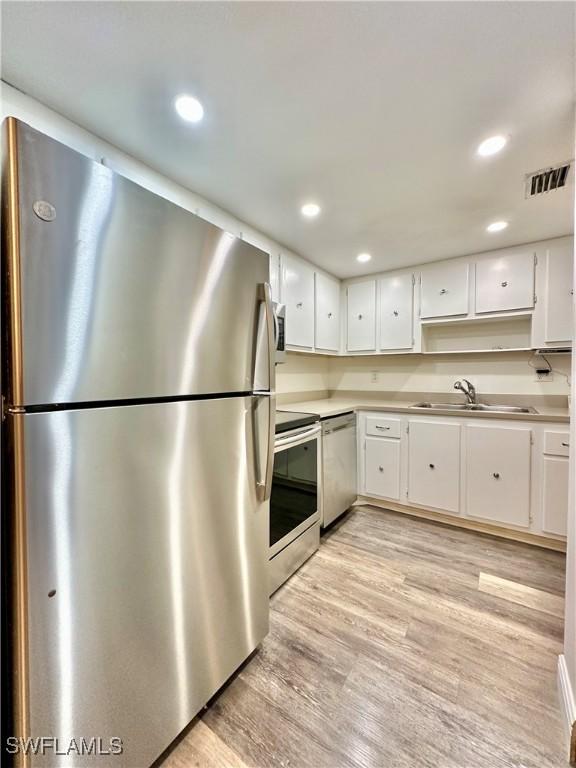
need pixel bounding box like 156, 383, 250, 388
465, 425, 532, 527
365, 437, 401, 500
407, 420, 461, 513
542, 457, 569, 536
359, 410, 568, 541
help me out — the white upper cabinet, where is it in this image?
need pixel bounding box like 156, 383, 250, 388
347, 281, 376, 351
269, 253, 280, 303
465, 425, 531, 527
420, 262, 469, 318
315, 272, 340, 351
544, 244, 573, 343
475, 251, 535, 314
282, 254, 315, 349
379, 273, 414, 350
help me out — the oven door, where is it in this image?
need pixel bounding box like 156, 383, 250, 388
270, 424, 320, 557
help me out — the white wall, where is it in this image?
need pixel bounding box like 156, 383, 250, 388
0, 81, 306, 281
327, 351, 571, 397
561, 133, 576, 752
276, 353, 330, 396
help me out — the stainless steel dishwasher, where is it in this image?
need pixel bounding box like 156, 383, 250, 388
321, 412, 357, 527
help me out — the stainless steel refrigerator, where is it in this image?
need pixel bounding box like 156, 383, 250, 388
2, 118, 275, 767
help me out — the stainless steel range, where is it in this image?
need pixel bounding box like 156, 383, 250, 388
269, 411, 321, 594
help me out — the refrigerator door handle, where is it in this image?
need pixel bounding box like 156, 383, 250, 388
253, 392, 276, 501
254, 282, 276, 500
253, 282, 276, 392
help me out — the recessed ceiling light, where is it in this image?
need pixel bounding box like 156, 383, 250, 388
301, 203, 321, 218
486, 220, 509, 233
175, 94, 204, 123
356, 253, 372, 263
477, 135, 508, 157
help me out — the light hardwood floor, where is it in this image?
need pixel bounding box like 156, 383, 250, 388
160, 506, 567, 768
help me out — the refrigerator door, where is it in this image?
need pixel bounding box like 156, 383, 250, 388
19, 396, 269, 767
12, 120, 270, 406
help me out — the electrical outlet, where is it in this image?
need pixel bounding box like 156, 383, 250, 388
535, 370, 553, 382
371, 370, 379, 383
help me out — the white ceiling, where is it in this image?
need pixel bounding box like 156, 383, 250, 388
1, 1, 574, 278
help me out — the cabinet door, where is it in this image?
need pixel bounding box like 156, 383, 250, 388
282, 254, 315, 348
465, 425, 531, 527
420, 262, 469, 318
475, 252, 535, 314
408, 420, 461, 512
270, 253, 281, 303
545, 246, 574, 343
379, 273, 414, 350
365, 437, 401, 500
347, 281, 376, 351
315, 272, 340, 351
542, 456, 569, 536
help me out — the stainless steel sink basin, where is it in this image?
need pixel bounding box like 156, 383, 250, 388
412, 402, 537, 414
468, 404, 537, 414
412, 403, 469, 410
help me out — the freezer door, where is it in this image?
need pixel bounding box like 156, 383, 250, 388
18, 396, 269, 767
12, 120, 270, 405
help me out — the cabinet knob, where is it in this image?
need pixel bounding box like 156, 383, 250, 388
493, 472, 500, 479
429, 463, 435, 469
393, 310, 399, 317
296, 302, 303, 308
378, 466, 384, 472
358, 314, 363, 320
439, 288, 447, 295
501, 281, 508, 288
328, 312, 333, 318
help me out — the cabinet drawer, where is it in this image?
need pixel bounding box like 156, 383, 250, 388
543, 431, 570, 457
365, 415, 402, 438
365, 438, 401, 500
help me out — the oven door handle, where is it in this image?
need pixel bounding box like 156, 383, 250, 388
275, 425, 321, 450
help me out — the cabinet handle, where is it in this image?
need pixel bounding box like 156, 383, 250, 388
376, 425, 391, 431
393, 310, 399, 317
562, 442, 570, 447
439, 288, 447, 295
501, 281, 508, 288
429, 463, 435, 469
378, 466, 384, 472
296, 302, 303, 308
493, 472, 500, 479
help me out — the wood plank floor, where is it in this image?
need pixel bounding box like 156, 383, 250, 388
160, 506, 567, 768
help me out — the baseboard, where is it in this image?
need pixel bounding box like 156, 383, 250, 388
356, 497, 567, 552
558, 655, 576, 763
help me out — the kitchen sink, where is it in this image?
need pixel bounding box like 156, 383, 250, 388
412, 403, 469, 410
412, 402, 537, 414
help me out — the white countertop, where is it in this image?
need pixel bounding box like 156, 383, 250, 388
279, 397, 570, 423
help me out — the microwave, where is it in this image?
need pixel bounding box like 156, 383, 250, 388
273, 302, 286, 363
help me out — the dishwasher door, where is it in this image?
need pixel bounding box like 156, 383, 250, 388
321, 413, 358, 527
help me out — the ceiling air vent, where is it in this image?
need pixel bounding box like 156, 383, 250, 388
525, 161, 571, 198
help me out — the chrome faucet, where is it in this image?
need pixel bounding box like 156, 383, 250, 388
454, 379, 477, 405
